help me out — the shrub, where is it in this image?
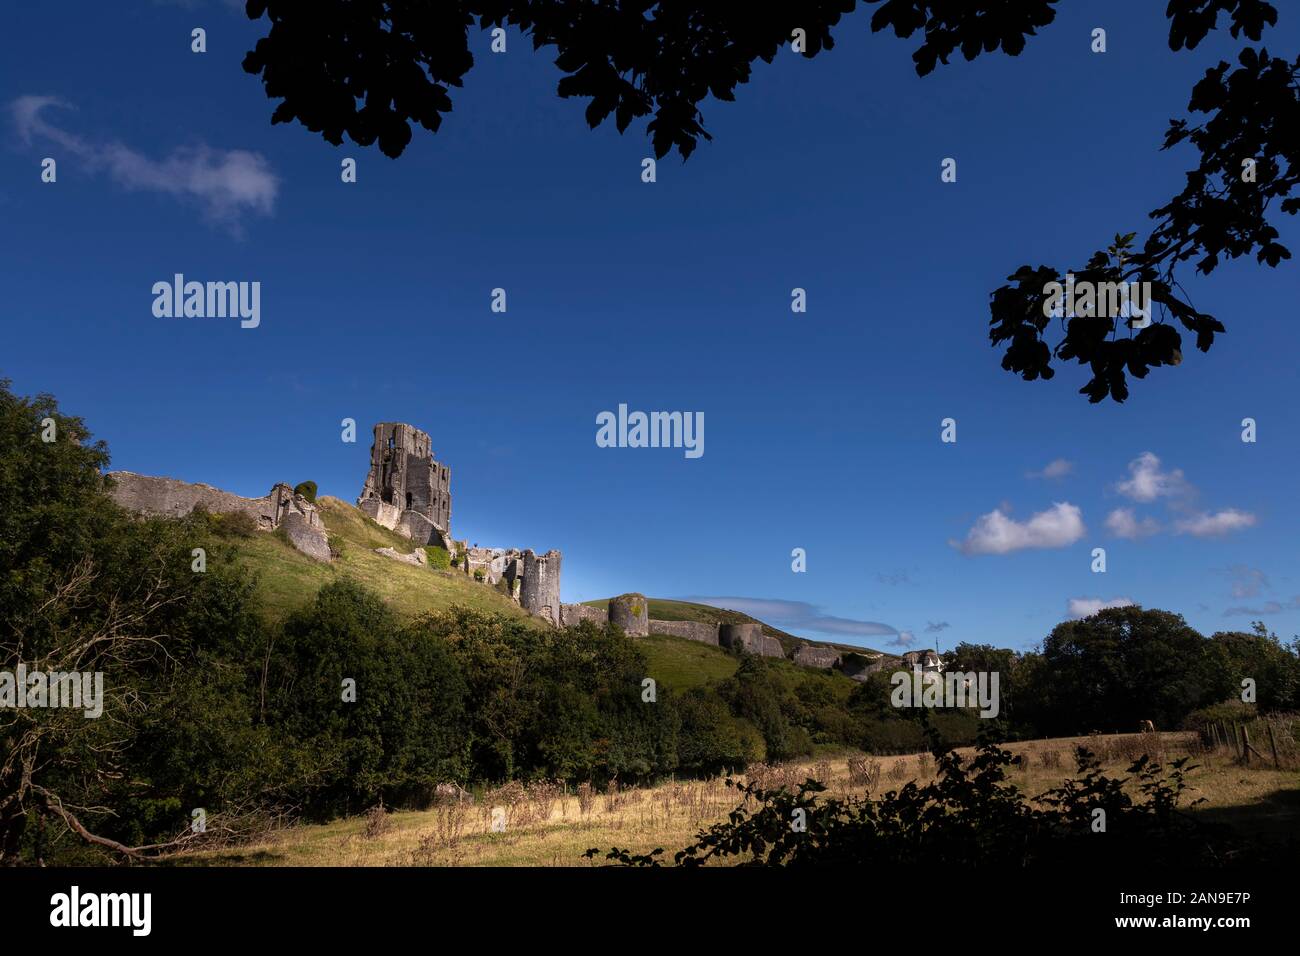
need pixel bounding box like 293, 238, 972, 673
425, 546, 451, 570
1182, 699, 1255, 732
363, 802, 391, 839
473, 568, 486, 582
847, 755, 881, 791
293, 481, 318, 503
589, 729, 1242, 867
212, 510, 258, 538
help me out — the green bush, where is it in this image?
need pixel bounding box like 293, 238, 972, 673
424, 546, 451, 570
1181, 699, 1256, 731
213, 510, 258, 538
293, 480, 318, 503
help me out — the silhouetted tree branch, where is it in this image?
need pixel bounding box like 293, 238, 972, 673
240, 1, 1294, 403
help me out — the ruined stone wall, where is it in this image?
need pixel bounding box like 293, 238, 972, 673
840, 654, 887, 682
646, 619, 719, 646
793, 645, 841, 669
561, 603, 609, 627
109, 472, 278, 527
719, 623, 784, 658
463, 546, 509, 584
520, 550, 562, 626
106, 472, 330, 563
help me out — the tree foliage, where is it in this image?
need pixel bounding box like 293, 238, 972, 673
239, 1, 1296, 402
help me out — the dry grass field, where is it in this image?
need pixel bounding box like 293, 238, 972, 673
177, 729, 1300, 867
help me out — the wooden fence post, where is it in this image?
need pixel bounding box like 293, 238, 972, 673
1241, 725, 1252, 765
1267, 722, 1281, 769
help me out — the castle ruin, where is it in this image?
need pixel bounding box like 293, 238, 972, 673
358, 423, 453, 550
358, 423, 563, 625
103, 423, 903, 662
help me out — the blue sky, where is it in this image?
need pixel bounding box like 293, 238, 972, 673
2, 1, 1297, 652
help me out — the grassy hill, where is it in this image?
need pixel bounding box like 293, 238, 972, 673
231, 496, 534, 624
637, 632, 741, 689
227, 502, 880, 694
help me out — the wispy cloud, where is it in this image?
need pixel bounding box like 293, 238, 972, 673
1223, 596, 1300, 616
10, 95, 277, 234
925, 621, 950, 633
876, 569, 915, 587
891, 630, 917, 648
1027, 458, 1073, 480
681, 596, 899, 645
1067, 596, 1135, 619
1175, 509, 1256, 537
1104, 507, 1160, 540
1220, 564, 1269, 599
952, 502, 1085, 556
1106, 453, 1255, 538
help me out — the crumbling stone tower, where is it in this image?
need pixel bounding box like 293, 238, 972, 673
609, 593, 649, 637
358, 422, 452, 549
520, 550, 562, 626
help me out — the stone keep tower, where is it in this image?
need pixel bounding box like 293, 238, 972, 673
358, 423, 452, 549
520, 550, 562, 626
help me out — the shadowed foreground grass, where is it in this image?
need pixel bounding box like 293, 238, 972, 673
176, 732, 1299, 867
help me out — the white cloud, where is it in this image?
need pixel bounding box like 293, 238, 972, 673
1027, 458, 1073, 480
10, 95, 277, 234
1174, 509, 1257, 537
1104, 507, 1160, 540
1115, 452, 1189, 502
953, 502, 1086, 556
1068, 596, 1136, 619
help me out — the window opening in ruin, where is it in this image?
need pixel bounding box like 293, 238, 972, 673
405, 492, 412, 510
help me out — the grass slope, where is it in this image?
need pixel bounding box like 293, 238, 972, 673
233, 496, 534, 624
637, 633, 740, 689
637, 631, 866, 696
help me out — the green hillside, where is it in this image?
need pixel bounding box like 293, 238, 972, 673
229, 501, 880, 693
233, 496, 535, 624
637, 632, 740, 689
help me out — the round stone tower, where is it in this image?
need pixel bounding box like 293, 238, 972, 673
520, 549, 562, 626
608, 592, 649, 637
